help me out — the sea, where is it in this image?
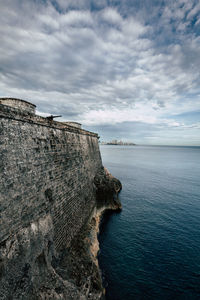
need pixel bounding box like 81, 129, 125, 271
98, 145, 200, 300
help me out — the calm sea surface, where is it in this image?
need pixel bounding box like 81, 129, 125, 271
98, 145, 200, 300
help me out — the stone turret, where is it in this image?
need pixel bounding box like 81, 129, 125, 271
0, 97, 36, 114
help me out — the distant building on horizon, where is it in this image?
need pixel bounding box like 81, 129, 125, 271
101, 139, 136, 146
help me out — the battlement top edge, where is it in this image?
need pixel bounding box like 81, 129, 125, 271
0, 97, 36, 107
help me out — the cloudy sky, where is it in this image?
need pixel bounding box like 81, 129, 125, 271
0, 0, 200, 145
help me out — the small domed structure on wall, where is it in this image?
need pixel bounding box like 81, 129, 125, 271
0, 98, 36, 114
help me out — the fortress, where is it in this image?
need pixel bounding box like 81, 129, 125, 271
0, 98, 122, 299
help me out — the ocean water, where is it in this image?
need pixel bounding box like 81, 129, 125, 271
98, 145, 200, 300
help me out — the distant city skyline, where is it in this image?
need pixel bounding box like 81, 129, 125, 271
0, 0, 200, 145
100, 139, 136, 145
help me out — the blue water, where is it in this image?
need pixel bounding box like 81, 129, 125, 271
98, 145, 200, 300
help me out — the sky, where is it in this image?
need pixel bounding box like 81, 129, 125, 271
0, 0, 200, 145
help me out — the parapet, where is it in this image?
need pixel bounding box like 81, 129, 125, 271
62, 122, 82, 129
0, 97, 98, 138
0, 97, 36, 114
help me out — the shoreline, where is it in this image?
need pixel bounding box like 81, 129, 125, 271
63, 167, 123, 299
89, 204, 122, 267
63, 203, 122, 299
87, 203, 122, 298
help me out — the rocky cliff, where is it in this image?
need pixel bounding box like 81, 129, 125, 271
0, 98, 122, 299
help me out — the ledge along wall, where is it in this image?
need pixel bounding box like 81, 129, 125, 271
0, 99, 102, 251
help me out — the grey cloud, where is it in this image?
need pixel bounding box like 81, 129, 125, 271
157, 101, 165, 108
0, 0, 200, 145
53, 0, 107, 11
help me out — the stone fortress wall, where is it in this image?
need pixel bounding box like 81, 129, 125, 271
0, 98, 122, 299
0, 98, 102, 251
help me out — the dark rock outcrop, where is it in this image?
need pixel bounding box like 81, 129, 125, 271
94, 167, 122, 210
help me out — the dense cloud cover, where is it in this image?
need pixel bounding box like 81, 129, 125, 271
0, 0, 200, 145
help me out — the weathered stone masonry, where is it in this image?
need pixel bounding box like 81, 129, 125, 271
0, 98, 122, 299
0, 98, 102, 251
